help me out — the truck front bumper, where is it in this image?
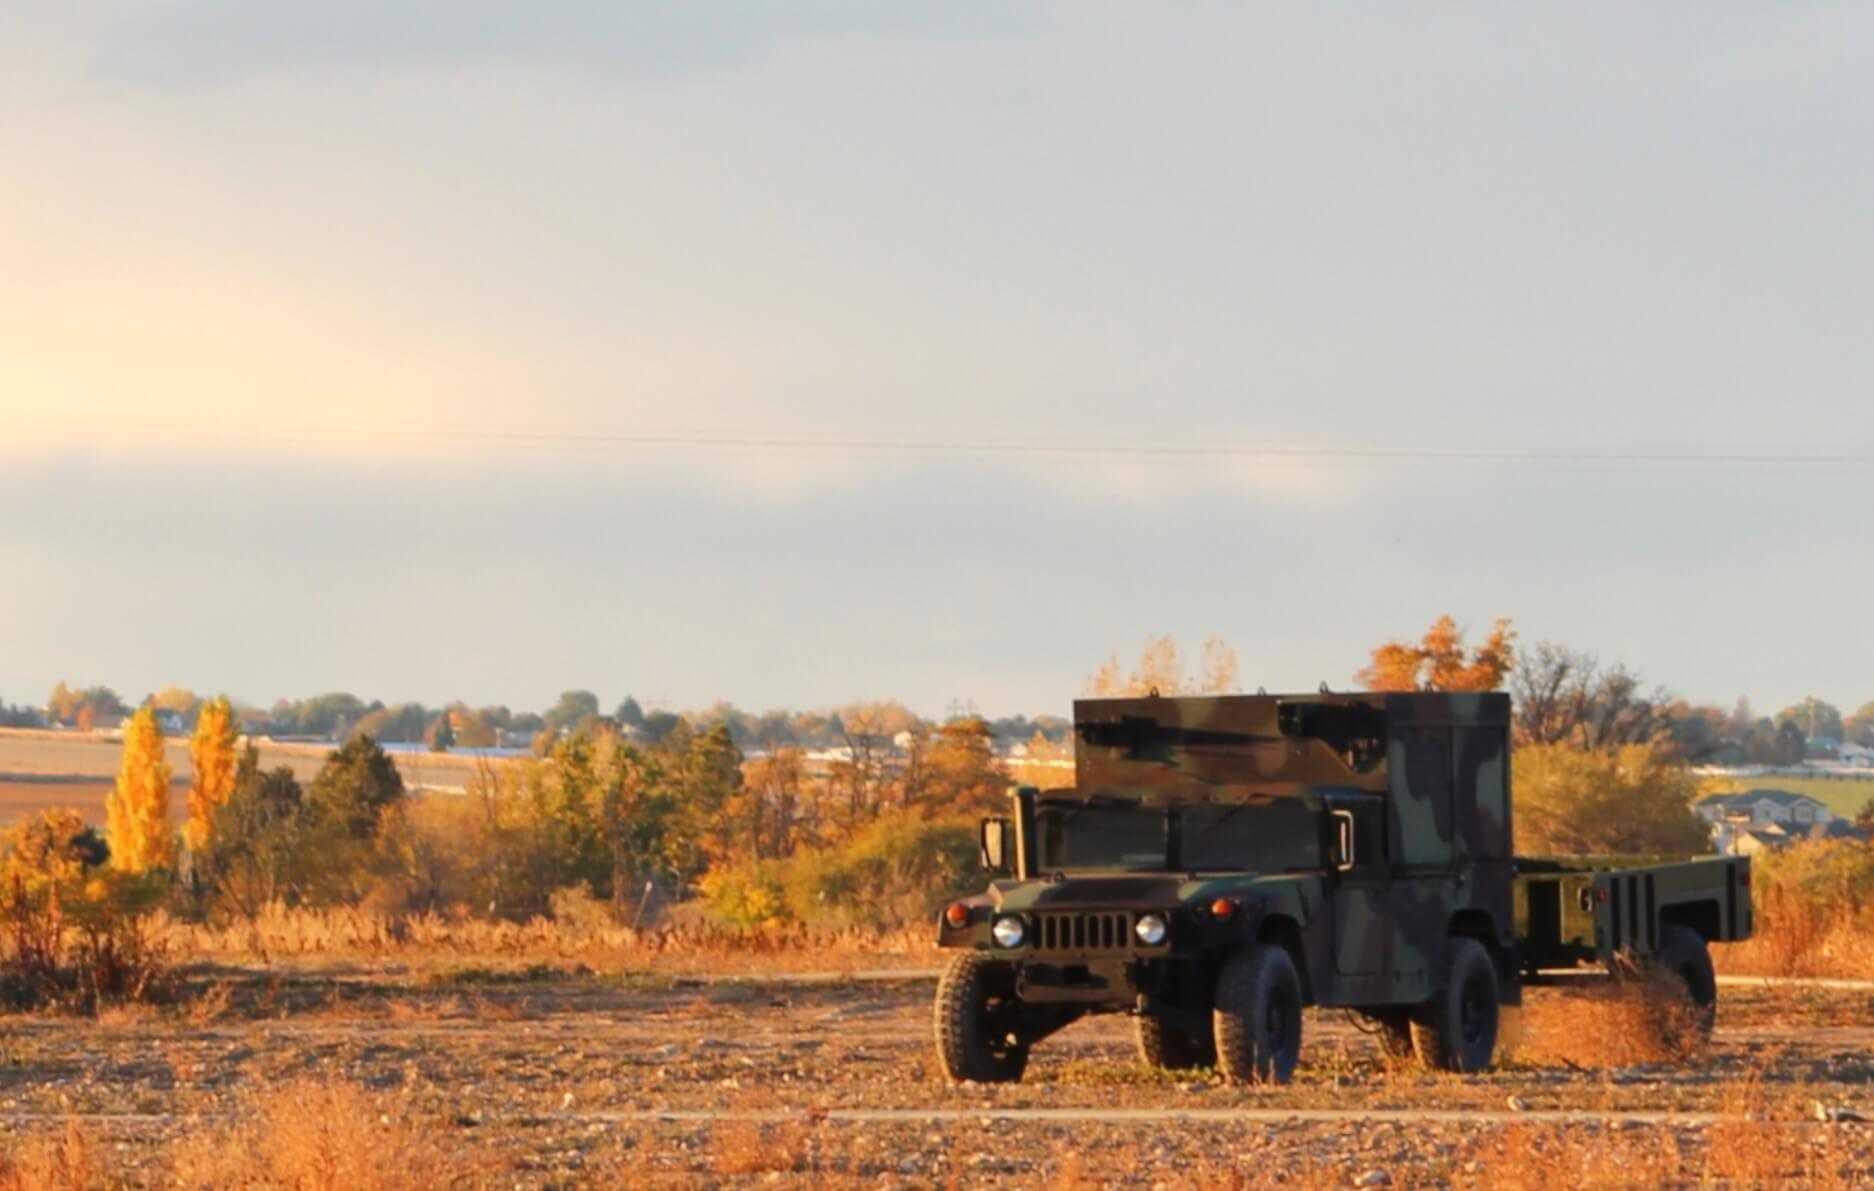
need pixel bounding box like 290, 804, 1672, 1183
1013, 957, 1155, 1005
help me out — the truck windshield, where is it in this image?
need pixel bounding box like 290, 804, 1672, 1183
1035, 798, 1323, 873
1036, 803, 1167, 871
1181, 801, 1322, 872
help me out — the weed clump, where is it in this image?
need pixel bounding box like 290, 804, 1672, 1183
168, 1076, 460, 1189
1518, 968, 1704, 1069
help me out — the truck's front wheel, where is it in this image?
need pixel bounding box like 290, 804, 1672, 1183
1213, 944, 1303, 1084
1411, 937, 1499, 1073
934, 953, 1028, 1083
1135, 1014, 1217, 1071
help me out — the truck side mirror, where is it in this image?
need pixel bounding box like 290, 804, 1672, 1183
1331, 809, 1356, 871
979, 817, 1014, 874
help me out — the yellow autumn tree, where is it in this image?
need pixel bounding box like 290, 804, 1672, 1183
107, 706, 174, 873
184, 696, 240, 853
1088, 636, 1240, 697
1357, 616, 1516, 692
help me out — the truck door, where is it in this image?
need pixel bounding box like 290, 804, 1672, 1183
1327, 793, 1389, 978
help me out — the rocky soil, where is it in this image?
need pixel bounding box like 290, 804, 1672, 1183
1, 974, 1870, 1187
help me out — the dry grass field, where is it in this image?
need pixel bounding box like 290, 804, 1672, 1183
5, 728, 1871, 1186
2, 938, 1872, 1188
0, 780, 128, 829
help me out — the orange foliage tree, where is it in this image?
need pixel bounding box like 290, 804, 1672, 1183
184, 696, 240, 854
107, 706, 175, 872
1088, 636, 1239, 697
1357, 616, 1516, 692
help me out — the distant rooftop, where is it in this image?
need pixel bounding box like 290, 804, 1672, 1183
1695, 788, 1827, 809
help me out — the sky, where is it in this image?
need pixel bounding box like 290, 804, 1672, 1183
5, 2, 1874, 721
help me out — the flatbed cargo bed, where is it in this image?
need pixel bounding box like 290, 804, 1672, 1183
1514, 854, 1751, 973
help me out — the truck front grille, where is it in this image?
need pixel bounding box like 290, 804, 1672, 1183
1034, 911, 1132, 952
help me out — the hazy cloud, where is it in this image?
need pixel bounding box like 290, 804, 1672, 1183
88, 0, 1035, 87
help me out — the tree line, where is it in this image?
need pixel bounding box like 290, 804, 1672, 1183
12, 683, 1071, 756
19, 652, 1863, 767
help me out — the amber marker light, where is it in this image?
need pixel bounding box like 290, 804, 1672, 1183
944, 903, 971, 928
1210, 898, 1237, 921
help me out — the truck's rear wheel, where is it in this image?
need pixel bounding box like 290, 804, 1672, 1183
934, 953, 1028, 1083
1135, 1014, 1217, 1070
1411, 937, 1499, 1073
1653, 925, 1717, 1045
1213, 944, 1303, 1084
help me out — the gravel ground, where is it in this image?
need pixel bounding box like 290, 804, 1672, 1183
1, 975, 1870, 1187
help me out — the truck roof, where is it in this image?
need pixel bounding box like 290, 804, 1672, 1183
1070, 692, 1508, 795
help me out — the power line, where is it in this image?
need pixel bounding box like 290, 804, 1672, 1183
12, 418, 1874, 469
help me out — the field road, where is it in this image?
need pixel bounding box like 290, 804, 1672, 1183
0, 1106, 1835, 1127
0, 727, 505, 825
674, 968, 1874, 993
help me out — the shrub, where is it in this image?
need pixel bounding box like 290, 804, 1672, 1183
1723, 838, 1874, 976
192, 748, 304, 919
0, 809, 171, 1010
698, 862, 791, 928
701, 810, 979, 929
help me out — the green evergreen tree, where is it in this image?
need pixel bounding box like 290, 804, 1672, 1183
308, 734, 405, 839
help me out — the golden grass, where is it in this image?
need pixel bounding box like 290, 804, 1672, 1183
167, 1076, 461, 1190
1518, 970, 1705, 1069
0, 1121, 96, 1191
153, 901, 941, 977
1456, 1122, 1688, 1189
0, 1081, 1865, 1190
1718, 912, 1874, 979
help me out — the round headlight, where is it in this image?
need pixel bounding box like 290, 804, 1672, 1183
1134, 914, 1168, 946
991, 915, 1026, 949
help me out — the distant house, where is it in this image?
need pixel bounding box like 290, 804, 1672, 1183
1695, 788, 1833, 828
1727, 826, 1790, 856
1838, 742, 1874, 768
1695, 788, 1859, 854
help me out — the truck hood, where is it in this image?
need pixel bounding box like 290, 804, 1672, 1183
990, 876, 1185, 912
988, 872, 1318, 915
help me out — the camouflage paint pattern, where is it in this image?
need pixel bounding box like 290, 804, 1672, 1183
1072, 693, 1391, 794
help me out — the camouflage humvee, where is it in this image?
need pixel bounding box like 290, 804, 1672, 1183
933, 692, 1751, 1083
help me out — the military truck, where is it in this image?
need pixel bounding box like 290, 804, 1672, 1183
933, 692, 1751, 1083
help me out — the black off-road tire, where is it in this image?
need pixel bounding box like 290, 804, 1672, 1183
1410, 937, 1500, 1073
1653, 925, 1718, 1045
934, 952, 1028, 1083
1135, 1015, 1218, 1071
1213, 944, 1304, 1084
